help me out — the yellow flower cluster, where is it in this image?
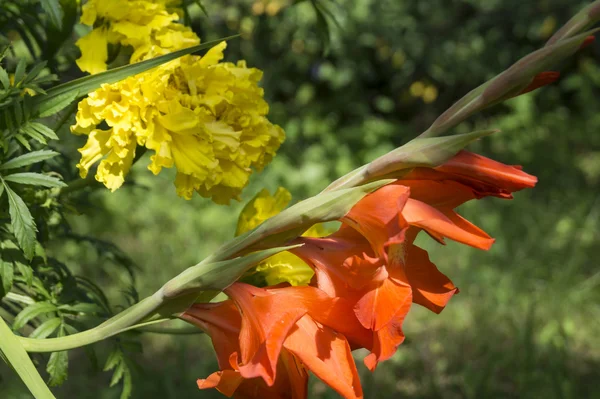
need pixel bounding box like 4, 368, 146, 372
72, 0, 285, 204
236, 188, 330, 286
76, 0, 198, 74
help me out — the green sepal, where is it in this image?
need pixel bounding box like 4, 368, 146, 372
218, 180, 392, 260
366, 130, 497, 179
161, 245, 303, 298
546, 0, 600, 45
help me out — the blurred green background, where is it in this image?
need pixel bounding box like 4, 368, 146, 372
2, 0, 600, 398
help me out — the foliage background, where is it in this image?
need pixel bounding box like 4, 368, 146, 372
1, 0, 600, 397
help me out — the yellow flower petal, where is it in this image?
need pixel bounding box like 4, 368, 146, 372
75, 28, 109, 75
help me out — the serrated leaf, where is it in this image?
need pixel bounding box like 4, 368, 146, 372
103, 349, 122, 372
120, 367, 132, 399
3, 183, 37, 259
4, 172, 66, 188
110, 362, 125, 387
0, 260, 14, 297
14, 260, 33, 286
0, 67, 9, 89
14, 58, 27, 86
14, 135, 32, 150
0, 149, 59, 170
31, 36, 239, 115
47, 350, 68, 386
28, 122, 59, 140
29, 317, 61, 339
12, 301, 57, 331
37, 90, 78, 118
40, 0, 64, 30
20, 124, 47, 144
23, 62, 47, 84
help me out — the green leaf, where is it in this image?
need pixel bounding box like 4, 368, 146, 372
103, 348, 132, 399
13, 301, 58, 331
0, 182, 4, 198
23, 62, 48, 84
31, 35, 239, 114
20, 124, 47, 144
0, 67, 9, 89
0, 316, 57, 399
14, 135, 32, 151
40, 0, 64, 30
14, 58, 27, 86
14, 260, 33, 286
47, 350, 68, 386
28, 122, 59, 140
4, 173, 66, 188
4, 183, 37, 259
0, 149, 60, 170
29, 317, 62, 339
37, 90, 78, 118
0, 260, 14, 297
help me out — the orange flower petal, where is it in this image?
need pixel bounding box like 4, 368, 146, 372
403, 198, 494, 250
197, 370, 244, 397
433, 150, 537, 193
342, 184, 410, 259
224, 283, 314, 385
363, 300, 412, 372
404, 244, 458, 313
284, 316, 363, 399
517, 71, 560, 96
354, 277, 412, 331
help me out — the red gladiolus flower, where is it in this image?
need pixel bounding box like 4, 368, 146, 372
291, 150, 536, 370
182, 284, 365, 399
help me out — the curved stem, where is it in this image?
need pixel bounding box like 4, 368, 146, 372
19, 291, 164, 352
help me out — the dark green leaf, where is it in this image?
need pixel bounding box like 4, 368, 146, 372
14, 135, 32, 151
0, 260, 14, 297
32, 36, 239, 114
0, 149, 60, 170
28, 122, 59, 140
37, 90, 78, 118
4, 183, 37, 259
0, 67, 9, 89
0, 182, 4, 198
20, 124, 47, 144
4, 173, 66, 188
29, 317, 61, 339
23, 62, 47, 84
12, 301, 57, 331
40, 0, 64, 30
14, 59, 27, 86
47, 350, 68, 386
14, 260, 33, 286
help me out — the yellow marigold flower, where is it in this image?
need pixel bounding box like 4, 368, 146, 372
72, 42, 285, 204
236, 188, 330, 287
76, 0, 198, 74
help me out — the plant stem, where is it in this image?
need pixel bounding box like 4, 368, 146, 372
19, 291, 164, 352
